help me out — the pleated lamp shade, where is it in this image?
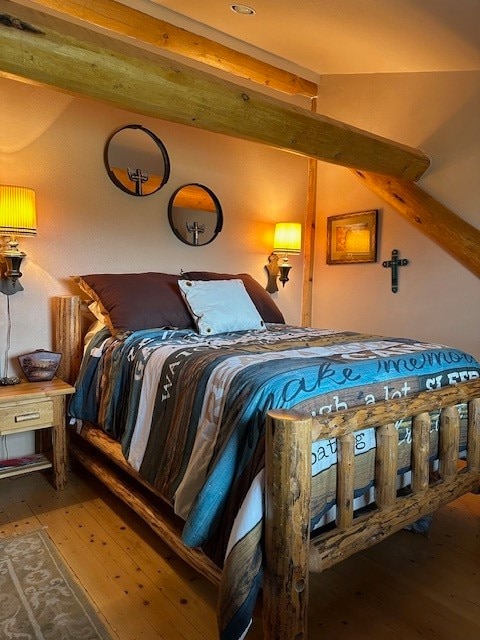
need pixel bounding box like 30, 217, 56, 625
0, 186, 37, 237
273, 222, 302, 254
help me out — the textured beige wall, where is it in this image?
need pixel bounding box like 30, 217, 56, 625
312, 71, 480, 360
0, 77, 308, 371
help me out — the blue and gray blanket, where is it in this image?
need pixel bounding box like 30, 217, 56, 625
69, 324, 480, 639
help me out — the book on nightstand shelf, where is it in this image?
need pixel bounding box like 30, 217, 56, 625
0, 453, 52, 478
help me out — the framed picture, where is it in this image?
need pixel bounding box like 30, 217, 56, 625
326, 209, 378, 264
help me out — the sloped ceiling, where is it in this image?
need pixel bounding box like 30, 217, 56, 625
130, 0, 480, 76
1, 0, 479, 281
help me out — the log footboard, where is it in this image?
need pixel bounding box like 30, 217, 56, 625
263, 381, 480, 639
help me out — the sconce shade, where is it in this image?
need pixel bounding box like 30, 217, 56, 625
0, 186, 37, 237
0, 186, 36, 294
273, 222, 302, 254
264, 222, 302, 292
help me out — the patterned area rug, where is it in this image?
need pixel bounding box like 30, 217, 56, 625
0, 529, 112, 639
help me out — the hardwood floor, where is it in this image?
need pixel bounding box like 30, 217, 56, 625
1, 468, 479, 640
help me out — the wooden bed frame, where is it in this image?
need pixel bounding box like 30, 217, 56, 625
54, 295, 480, 640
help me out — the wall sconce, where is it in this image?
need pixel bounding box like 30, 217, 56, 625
0, 185, 37, 296
265, 222, 302, 293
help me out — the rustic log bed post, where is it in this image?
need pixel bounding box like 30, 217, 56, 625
264, 410, 312, 640
54, 296, 480, 640
53, 295, 82, 385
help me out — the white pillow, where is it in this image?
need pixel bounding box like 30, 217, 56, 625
178, 279, 266, 335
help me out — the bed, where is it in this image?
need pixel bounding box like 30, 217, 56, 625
53, 272, 480, 640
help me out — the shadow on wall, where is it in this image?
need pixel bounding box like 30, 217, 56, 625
0, 78, 74, 153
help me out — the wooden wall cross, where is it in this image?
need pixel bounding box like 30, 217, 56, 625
382, 249, 409, 293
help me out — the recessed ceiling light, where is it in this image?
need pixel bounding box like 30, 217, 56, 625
230, 4, 256, 16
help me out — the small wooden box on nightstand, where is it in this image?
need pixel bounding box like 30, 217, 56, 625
0, 377, 75, 489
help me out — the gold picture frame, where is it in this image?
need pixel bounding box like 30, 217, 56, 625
326, 210, 378, 264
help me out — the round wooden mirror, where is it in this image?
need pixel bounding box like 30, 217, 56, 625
104, 124, 170, 196
168, 183, 223, 246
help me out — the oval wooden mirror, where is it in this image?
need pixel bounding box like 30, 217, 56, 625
104, 124, 170, 196
168, 183, 223, 246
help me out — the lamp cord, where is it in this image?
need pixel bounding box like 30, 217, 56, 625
1, 295, 19, 385
2, 294, 11, 378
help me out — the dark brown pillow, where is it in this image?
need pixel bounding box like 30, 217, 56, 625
74, 272, 195, 335
182, 272, 285, 323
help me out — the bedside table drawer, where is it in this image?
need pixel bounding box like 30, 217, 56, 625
0, 399, 54, 434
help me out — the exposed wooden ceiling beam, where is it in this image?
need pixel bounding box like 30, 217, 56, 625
354, 170, 480, 278
23, 0, 318, 98
0, 1, 430, 180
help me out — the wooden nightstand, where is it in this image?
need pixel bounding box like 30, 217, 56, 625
0, 377, 75, 490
